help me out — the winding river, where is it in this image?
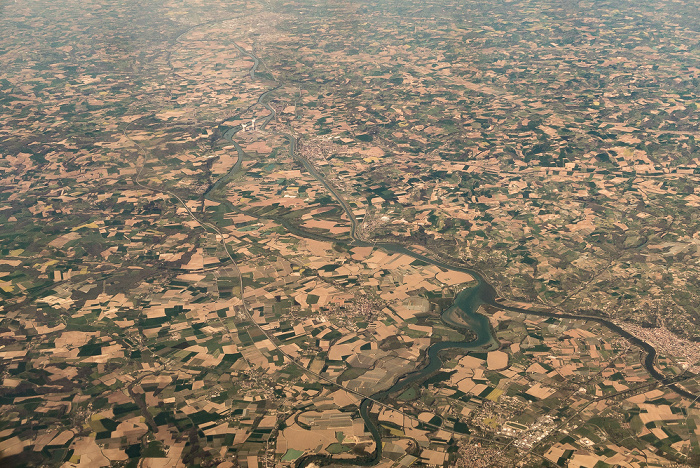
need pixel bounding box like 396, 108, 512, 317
202, 41, 698, 468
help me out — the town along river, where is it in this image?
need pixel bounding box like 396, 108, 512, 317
296, 244, 698, 467
297, 269, 501, 467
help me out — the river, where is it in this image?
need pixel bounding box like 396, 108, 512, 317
204, 41, 697, 468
